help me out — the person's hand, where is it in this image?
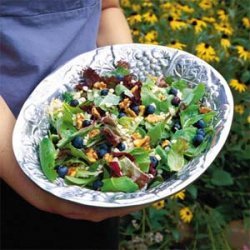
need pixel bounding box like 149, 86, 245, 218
0, 96, 144, 222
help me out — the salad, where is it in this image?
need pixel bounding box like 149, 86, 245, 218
39, 61, 216, 193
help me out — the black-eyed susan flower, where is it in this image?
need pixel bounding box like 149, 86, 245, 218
127, 13, 142, 25
234, 104, 245, 115
242, 17, 250, 29
168, 40, 186, 50
217, 9, 229, 22
171, 190, 186, 200
199, 0, 213, 10
142, 1, 153, 8
179, 207, 193, 223
152, 200, 165, 210
247, 115, 250, 124
230, 79, 248, 93
189, 18, 207, 33
131, 28, 139, 37
143, 12, 158, 24
220, 34, 231, 49
120, 0, 131, 8
202, 16, 216, 23
131, 4, 141, 12
177, 4, 194, 13
214, 22, 233, 36
236, 46, 250, 61
144, 30, 158, 43
168, 16, 188, 31
195, 43, 219, 62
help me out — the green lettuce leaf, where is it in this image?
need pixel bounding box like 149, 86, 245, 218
101, 177, 139, 192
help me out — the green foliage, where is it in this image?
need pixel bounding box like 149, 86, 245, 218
119, 0, 250, 249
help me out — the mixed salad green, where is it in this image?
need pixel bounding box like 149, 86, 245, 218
39, 61, 216, 193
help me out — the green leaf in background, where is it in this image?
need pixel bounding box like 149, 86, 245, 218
167, 148, 185, 171
147, 122, 165, 146
211, 169, 234, 186
101, 177, 139, 193
65, 176, 96, 186
129, 147, 150, 172
39, 138, 58, 181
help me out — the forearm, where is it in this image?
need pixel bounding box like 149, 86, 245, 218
97, 3, 132, 46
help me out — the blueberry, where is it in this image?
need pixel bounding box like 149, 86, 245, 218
117, 142, 126, 151
82, 120, 91, 127
169, 88, 178, 96
56, 165, 68, 178
100, 89, 109, 96
193, 134, 204, 147
99, 143, 110, 152
194, 119, 206, 129
116, 75, 124, 81
70, 99, 79, 107
172, 122, 181, 132
97, 148, 108, 158
145, 104, 156, 115
118, 112, 126, 118
92, 180, 103, 190
197, 128, 205, 136
130, 104, 140, 114
171, 96, 181, 106
72, 136, 84, 149
150, 156, 159, 168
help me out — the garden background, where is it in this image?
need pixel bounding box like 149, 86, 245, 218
119, 0, 250, 249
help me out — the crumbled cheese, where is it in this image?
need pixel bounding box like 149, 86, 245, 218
109, 88, 114, 93
83, 86, 88, 91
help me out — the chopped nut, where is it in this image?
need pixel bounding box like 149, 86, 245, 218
125, 107, 137, 117
131, 132, 142, 140
162, 139, 170, 148
86, 148, 98, 162
199, 106, 212, 114
131, 85, 139, 94
91, 106, 101, 119
119, 98, 131, 109
139, 105, 145, 116
93, 81, 107, 89
75, 113, 85, 129
68, 167, 77, 177
88, 129, 100, 138
103, 153, 113, 162
134, 136, 150, 148
145, 114, 165, 123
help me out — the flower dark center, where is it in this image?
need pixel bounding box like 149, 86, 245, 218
168, 16, 173, 21
192, 20, 197, 26
205, 43, 210, 48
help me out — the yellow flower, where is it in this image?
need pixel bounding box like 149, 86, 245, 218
247, 115, 250, 124
202, 16, 216, 23
179, 207, 193, 223
152, 200, 165, 210
127, 14, 142, 25
143, 12, 158, 24
120, 0, 130, 8
195, 43, 219, 62
131, 28, 139, 36
220, 35, 231, 49
168, 16, 188, 30
199, 0, 213, 10
189, 18, 207, 33
177, 4, 194, 13
229, 79, 248, 93
131, 4, 141, 12
217, 9, 229, 22
242, 17, 250, 29
214, 22, 233, 36
168, 40, 186, 50
236, 46, 250, 61
144, 30, 158, 43
171, 190, 186, 200
234, 104, 245, 115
